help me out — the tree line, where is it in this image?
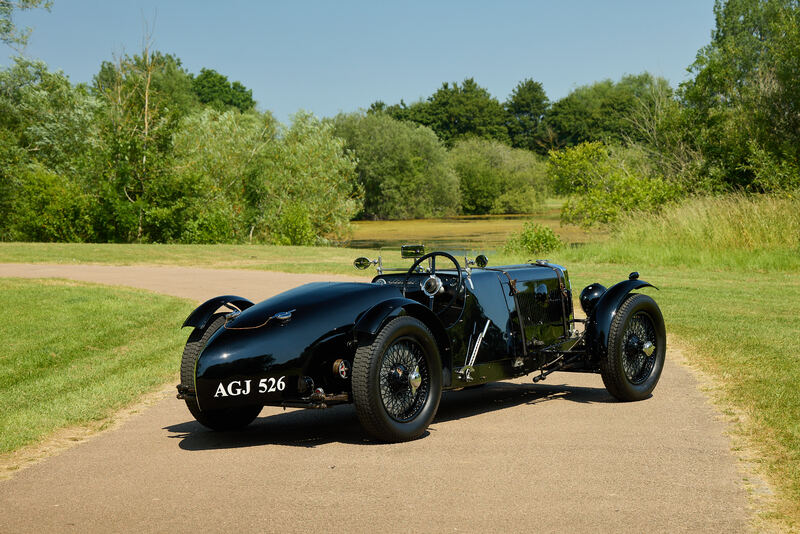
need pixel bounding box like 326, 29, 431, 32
0, 50, 360, 244
1, 0, 798, 243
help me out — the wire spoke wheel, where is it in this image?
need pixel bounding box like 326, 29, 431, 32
599, 293, 666, 402
621, 311, 657, 385
352, 316, 442, 442
378, 338, 430, 422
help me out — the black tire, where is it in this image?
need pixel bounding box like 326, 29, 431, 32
352, 316, 442, 442
180, 313, 261, 431
599, 294, 666, 401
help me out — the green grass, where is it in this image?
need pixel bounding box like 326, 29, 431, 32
0, 241, 517, 276
0, 278, 195, 453
558, 193, 800, 272
0, 242, 390, 275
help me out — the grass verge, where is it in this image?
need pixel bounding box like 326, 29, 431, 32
0, 242, 394, 275
0, 278, 194, 454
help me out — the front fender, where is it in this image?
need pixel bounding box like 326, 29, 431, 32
354, 298, 452, 386
586, 279, 657, 360
182, 295, 255, 330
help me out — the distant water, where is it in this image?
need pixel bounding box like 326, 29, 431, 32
346, 238, 493, 252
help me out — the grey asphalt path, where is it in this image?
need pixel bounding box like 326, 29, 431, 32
0, 263, 750, 533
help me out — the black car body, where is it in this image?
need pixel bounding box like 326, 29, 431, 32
177, 249, 666, 442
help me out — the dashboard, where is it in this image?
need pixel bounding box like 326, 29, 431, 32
373, 272, 462, 292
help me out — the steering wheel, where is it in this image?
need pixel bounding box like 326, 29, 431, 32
402, 252, 464, 317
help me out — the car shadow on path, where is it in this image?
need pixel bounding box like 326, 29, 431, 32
164, 381, 613, 451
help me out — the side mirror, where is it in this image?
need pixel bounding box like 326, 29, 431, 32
353, 257, 372, 270
475, 254, 488, 268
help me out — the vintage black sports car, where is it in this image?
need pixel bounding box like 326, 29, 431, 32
177, 246, 666, 442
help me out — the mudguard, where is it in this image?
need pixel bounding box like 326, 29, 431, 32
586, 279, 657, 359
182, 295, 255, 330
355, 297, 452, 386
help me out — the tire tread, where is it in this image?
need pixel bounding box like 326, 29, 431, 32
179, 313, 260, 431
352, 316, 441, 442
599, 293, 665, 401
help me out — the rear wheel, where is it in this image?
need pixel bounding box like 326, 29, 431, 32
180, 313, 261, 430
600, 294, 666, 401
352, 316, 442, 442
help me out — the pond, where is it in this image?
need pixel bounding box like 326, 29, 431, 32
346, 211, 598, 251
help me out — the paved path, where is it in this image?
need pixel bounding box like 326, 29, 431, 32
0, 263, 750, 533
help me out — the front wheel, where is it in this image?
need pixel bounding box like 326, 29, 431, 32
180, 313, 261, 431
352, 316, 442, 442
600, 294, 666, 401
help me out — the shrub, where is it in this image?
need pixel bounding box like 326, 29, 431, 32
263, 112, 362, 242
449, 138, 547, 215
547, 142, 678, 227
270, 202, 316, 246
490, 186, 543, 215
745, 142, 800, 192
4, 164, 96, 242
503, 222, 563, 255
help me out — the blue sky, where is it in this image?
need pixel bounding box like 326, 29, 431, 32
5, 1, 716, 124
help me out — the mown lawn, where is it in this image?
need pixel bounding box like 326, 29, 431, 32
0, 242, 393, 275
0, 278, 194, 453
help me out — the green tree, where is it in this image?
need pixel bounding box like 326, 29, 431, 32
545, 73, 669, 148
91, 45, 188, 242
264, 112, 361, 243
192, 68, 255, 112
681, 0, 800, 190
504, 78, 549, 153
94, 51, 198, 119
379, 78, 509, 146
152, 109, 276, 242
0, 57, 99, 241
449, 138, 547, 215
0, 57, 98, 174
377, 98, 432, 130
625, 78, 710, 193
172, 109, 360, 244
426, 78, 509, 145
0, 0, 51, 50
332, 112, 459, 220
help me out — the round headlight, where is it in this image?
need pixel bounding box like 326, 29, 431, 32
579, 283, 607, 316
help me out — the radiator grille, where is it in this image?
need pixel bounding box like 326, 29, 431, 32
516, 289, 563, 326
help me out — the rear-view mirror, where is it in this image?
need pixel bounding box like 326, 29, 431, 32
401, 244, 425, 258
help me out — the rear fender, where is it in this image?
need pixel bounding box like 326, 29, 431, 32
586, 280, 657, 359
182, 295, 255, 330
355, 298, 452, 387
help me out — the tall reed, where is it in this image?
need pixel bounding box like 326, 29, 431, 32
560, 193, 800, 271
